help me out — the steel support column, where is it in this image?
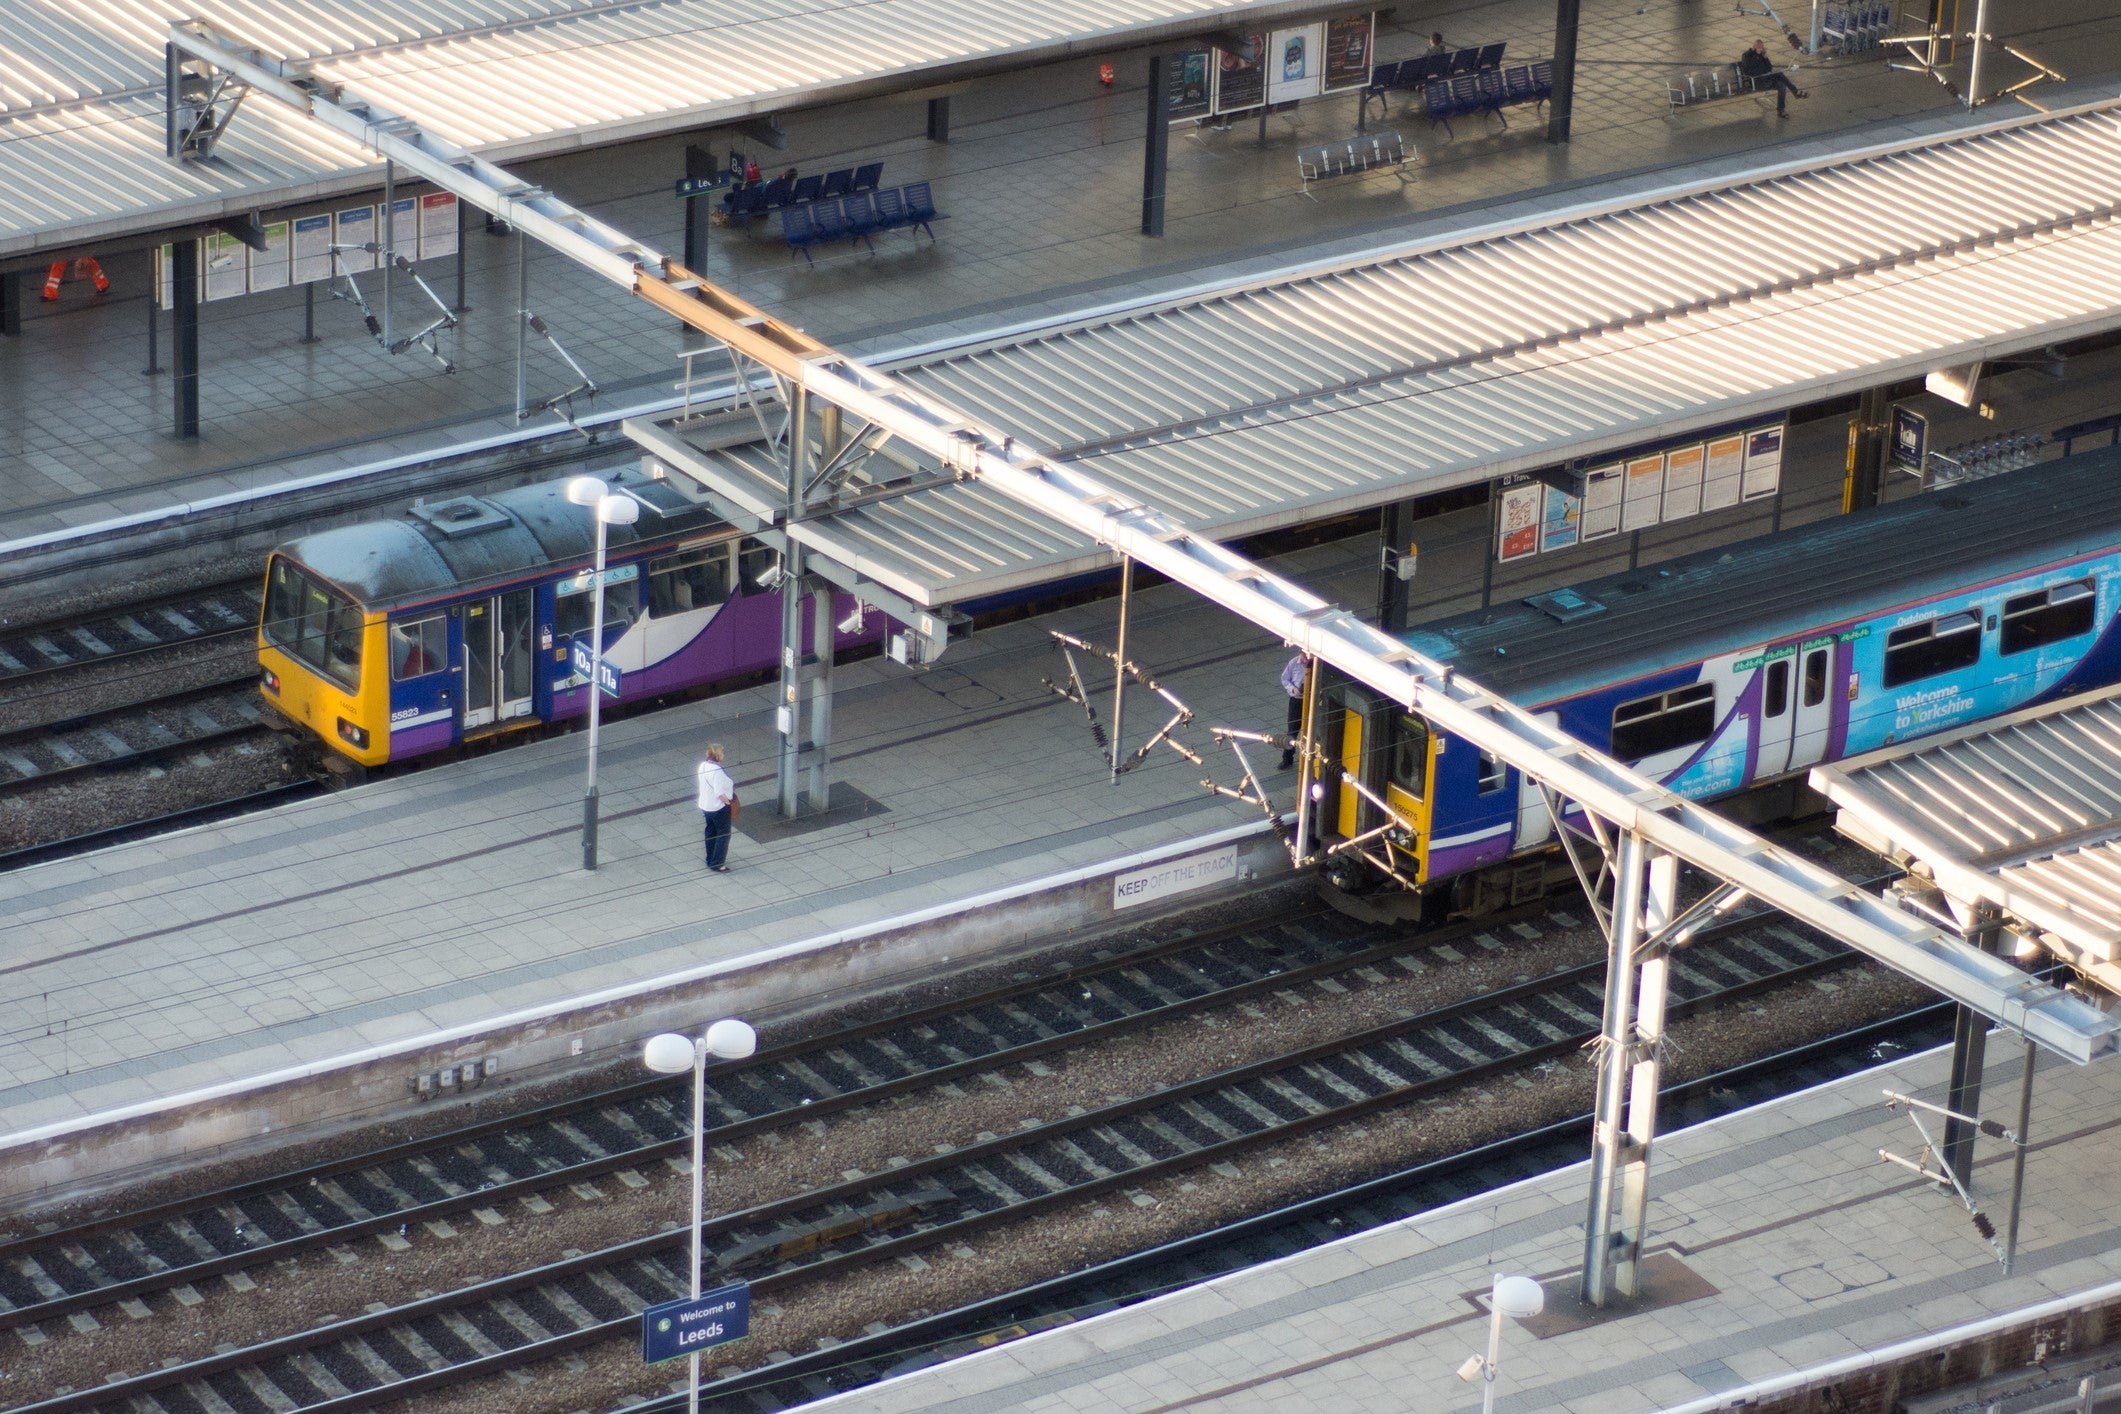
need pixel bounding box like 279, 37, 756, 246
0, 270, 18, 338
777, 384, 811, 818
805, 582, 833, 812
1142, 55, 1170, 238
1547, 0, 1582, 143
1582, 829, 1647, 1307
142, 255, 160, 371
513, 232, 528, 419
1845, 385, 1890, 511
381, 158, 395, 349
1615, 850, 1678, 1297
1378, 499, 1418, 633
172, 238, 200, 439
1110, 557, 1133, 783
453, 200, 468, 312
1943, 906, 2002, 1186
926, 96, 950, 142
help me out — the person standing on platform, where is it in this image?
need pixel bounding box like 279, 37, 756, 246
697, 742, 737, 873
1280, 654, 1306, 771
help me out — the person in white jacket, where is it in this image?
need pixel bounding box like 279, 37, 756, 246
696, 743, 737, 872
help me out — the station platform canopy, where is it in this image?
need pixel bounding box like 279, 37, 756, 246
0, 0, 1357, 259
1813, 685, 2121, 996
633, 97, 2121, 611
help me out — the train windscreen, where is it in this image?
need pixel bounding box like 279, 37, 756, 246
264, 556, 365, 689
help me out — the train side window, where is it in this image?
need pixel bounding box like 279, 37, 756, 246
648, 546, 732, 616
1763, 658, 1790, 719
1610, 681, 1716, 760
1882, 612, 1981, 688
1801, 648, 1827, 707
555, 586, 590, 642
1476, 749, 1507, 795
391, 616, 447, 679
1387, 714, 1429, 798
2001, 579, 2095, 655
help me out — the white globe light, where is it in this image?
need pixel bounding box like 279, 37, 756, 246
705, 1018, 757, 1061
1493, 1274, 1545, 1319
597, 494, 641, 526
564, 475, 607, 507
642, 1032, 696, 1074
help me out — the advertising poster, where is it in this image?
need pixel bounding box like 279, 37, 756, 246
419, 193, 460, 259
1266, 25, 1324, 104
203, 230, 247, 301
1700, 433, 1745, 511
1621, 454, 1665, 533
1497, 481, 1542, 562
1214, 34, 1266, 114
1579, 464, 1624, 541
1741, 424, 1785, 501
1323, 14, 1376, 93
292, 214, 334, 285
1168, 49, 1212, 122
334, 205, 377, 272
1540, 482, 1581, 553
1661, 442, 1705, 521
385, 196, 418, 259
248, 220, 291, 293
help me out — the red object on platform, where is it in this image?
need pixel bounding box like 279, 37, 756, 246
1099, 62, 1115, 85
41, 256, 110, 300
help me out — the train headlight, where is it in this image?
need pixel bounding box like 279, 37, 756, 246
261, 668, 280, 695
336, 718, 370, 750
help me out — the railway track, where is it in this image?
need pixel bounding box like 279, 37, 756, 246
0, 685, 273, 792
0, 582, 259, 690
6, 901, 1857, 1414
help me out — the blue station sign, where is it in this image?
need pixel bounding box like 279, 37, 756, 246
674, 174, 729, 199
642, 1283, 749, 1364
568, 638, 622, 699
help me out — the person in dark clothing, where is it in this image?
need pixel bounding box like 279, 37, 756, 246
1738, 40, 1806, 116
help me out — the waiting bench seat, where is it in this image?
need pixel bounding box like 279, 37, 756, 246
781, 182, 948, 264
1296, 130, 1409, 195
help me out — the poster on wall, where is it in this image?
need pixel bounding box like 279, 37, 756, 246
1322, 14, 1377, 92
1741, 425, 1785, 500
1700, 433, 1745, 511
1213, 34, 1266, 114
1621, 454, 1665, 533
1661, 442, 1705, 521
1540, 482, 1581, 553
385, 196, 418, 257
1167, 48, 1213, 122
1497, 481, 1543, 562
419, 193, 460, 259
1579, 464, 1623, 541
248, 220, 291, 293
291, 213, 334, 285
1266, 25, 1325, 104
334, 205, 377, 272
203, 230, 247, 301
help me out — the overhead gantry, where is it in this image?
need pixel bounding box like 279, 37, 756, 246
167, 18, 2119, 1309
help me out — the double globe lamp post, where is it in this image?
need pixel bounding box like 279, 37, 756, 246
563, 476, 640, 871
643, 1019, 757, 1414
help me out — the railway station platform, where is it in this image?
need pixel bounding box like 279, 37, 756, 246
807, 1037, 2121, 1414
5, 0, 2120, 542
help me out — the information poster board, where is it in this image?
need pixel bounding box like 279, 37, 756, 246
334, 205, 377, 272
203, 230, 247, 301
1741, 425, 1784, 500
1540, 482, 1581, 553
1168, 49, 1213, 122
1661, 442, 1705, 521
292, 213, 334, 284
1621, 454, 1665, 533
1700, 433, 1745, 511
1497, 481, 1542, 562
1214, 34, 1266, 114
385, 196, 418, 257
1579, 464, 1623, 542
1323, 14, 1376, 92
1266, 25, 1324, 104
1890, 405, 1928, 472
248, 220, 291, 293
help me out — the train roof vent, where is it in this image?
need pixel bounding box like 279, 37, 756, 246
409, 496, 512, 538
1523, 587, 1606, 623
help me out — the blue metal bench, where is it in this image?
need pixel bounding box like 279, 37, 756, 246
789, 174, 824, 205
820, 168, 855, 200
902, 182, 946, 240
851, 162, 884, 193
810, 198, 871, 252
843, 190, 884, 243
780, 205, 822, 264
874, 187, 910, 232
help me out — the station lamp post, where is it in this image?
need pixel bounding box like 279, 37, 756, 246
1457, 1273, 1545, 1414
643, 1018, 758, 1414
564, 476, 639, 871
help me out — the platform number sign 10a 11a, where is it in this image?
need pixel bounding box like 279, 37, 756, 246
569, 638, 621, 699
642, 1283, 749, 1363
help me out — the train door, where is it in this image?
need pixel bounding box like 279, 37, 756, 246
459, 589, 536, 732
1754, 653, 1796, 777
1788, 642, 1834, 770
1514, 711, 1562, 849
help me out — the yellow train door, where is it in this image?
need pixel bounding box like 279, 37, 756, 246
1329, 685, 1437, 885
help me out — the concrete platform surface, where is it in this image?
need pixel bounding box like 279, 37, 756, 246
803, 1039, 2121, 1414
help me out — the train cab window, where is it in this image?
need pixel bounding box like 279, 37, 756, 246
1610, 682, 1716, 760
1387, 714, 1430, 798
264, 557, 363, 690
1882, 612, 1981, 688
390, 617, 447, 680
1763, 658, 1790, 719
648, 545, 733, 617
1476, 749, 1507, 795
2001, 579, 2096, 655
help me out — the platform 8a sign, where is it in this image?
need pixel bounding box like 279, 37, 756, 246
642, 1283, 749, 1364
1114, 843, 1238, 910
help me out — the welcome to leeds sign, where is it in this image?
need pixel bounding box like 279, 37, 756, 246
642, 1282, 749, 1364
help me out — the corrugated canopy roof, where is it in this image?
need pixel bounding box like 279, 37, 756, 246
635, 99, 2121, 607
1, 0, 1351, 256
1813, 686, 2121, 993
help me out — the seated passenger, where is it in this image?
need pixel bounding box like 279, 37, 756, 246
1737, 40, 1806, 116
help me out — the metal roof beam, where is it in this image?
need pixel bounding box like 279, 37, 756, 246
175, 20, 2118, 1064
